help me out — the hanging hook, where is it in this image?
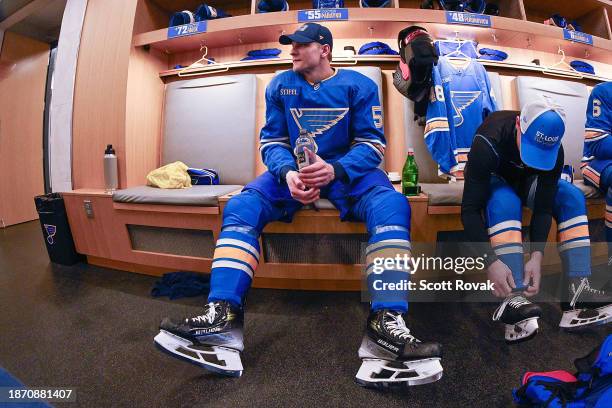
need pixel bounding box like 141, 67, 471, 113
584, 49, 590, 58
526, 36, 532, 48
238, 33, 244, 44
491, 33, 498, 43
368, 26, 374, 37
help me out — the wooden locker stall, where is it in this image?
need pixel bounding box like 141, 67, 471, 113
0, 32, 49, 227
64, 0, 612, 288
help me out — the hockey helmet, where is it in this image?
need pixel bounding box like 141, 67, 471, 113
421, 0, 486, 14
257, 0, 289, 13
392, 26, 437, 101
360, 0, 391, 7
312, 0, 344, 8
169, 10, 195, 27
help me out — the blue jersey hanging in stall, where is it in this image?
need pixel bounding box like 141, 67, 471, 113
424, 56, 498, 179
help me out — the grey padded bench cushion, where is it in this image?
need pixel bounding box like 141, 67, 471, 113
113, 185, 242, 206
421, 180, 601, 206
313, 199, 336, 210
421, 183, 465, 206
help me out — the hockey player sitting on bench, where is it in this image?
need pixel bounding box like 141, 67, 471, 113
461, 97, 612, 344
154, 23, 443, 388
580, 81, 612, 267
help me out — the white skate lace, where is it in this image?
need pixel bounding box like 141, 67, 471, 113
384, 313, 418, 343
570, 278, 604, 308
191, 302, 219, 324
492, 295, 530, 321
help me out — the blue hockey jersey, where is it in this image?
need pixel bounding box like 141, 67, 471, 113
581, 81, 612, 188
582, 81, 611, 160
259, 69, 385, 183
424, 57, 498, 178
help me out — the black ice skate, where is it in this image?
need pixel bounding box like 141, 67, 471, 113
492, 294, 541, 343
154, 300, 244, 377
355, 309, 443, 388
559, 277, 612, 330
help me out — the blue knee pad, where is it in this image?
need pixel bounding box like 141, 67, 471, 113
554, 180, 591, 278
591, 135, 612, 161
486, 178, 524, 288
221, 190, 277, 232
209, 191, 277, 306
356, 187, 411, 313
354, 186, 411, 233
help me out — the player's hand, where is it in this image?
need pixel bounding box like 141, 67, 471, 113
298, 148, 335, 189
523, 252, 542, 297
487, 259, 516, 298
286, 170, 320, 205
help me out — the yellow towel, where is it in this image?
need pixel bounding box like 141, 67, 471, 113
146, 161, 191, 189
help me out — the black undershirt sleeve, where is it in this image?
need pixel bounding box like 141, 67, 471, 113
461, 136, 499, 266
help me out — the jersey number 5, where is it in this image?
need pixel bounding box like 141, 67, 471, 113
372, 106, 383, 128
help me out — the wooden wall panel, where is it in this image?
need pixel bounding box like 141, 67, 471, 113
0, 32, 48, 227
132, 0, 168, 35
125, 46, 167, 187
382, 69, 406, 174
72, 0, 138, 189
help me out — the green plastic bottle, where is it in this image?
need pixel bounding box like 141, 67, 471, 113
402, 148, 419, 196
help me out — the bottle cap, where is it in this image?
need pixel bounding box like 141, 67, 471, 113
105, 144, 116, 155
407, 147, 414, 154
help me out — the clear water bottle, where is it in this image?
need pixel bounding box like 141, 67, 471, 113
402, 148, 419, 196
295, 129, 317, 170
104, 144, 118, 192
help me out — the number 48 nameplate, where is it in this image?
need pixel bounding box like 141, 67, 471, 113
168, 21, 207, 39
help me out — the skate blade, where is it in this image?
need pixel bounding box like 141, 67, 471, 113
355, 358, 443, 389
559, 305, 612, 330
154, 330, 243, 377
505, 317, 539, 344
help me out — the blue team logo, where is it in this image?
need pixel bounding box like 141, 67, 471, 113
450, 91, 481, 127
44, 224, 57, 245
290, 108, 349, 136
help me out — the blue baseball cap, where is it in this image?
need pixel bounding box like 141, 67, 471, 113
519, 98, 566, 171
279, 23, 333, 49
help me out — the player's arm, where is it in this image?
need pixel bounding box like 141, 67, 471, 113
333, 81, 386, 183
461, 135, 499, 266
584, 85, 610, 154
259, 78, 297, 183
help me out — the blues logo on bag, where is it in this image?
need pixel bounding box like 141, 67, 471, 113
187, 168, 220, 185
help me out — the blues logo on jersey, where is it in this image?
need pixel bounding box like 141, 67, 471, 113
290, 108, 350, 136
424, 57, 497, 178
